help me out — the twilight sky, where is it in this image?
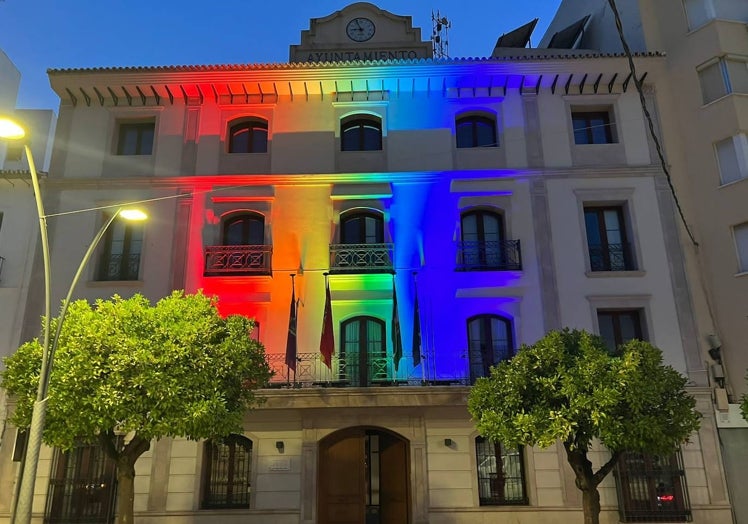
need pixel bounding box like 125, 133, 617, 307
1, 0, 561, 111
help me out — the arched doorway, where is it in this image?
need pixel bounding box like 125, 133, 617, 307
318, 427, 410, 524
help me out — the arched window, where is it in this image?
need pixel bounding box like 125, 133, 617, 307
202, 434, 253, 509
341, 316, 387, 386
459, 209, 506, 270
222, 213, 265, 246
456, 114, 497, 148
228, 119, 268, 153
475, 437, 527, 505
341, 115, 382, 151
467, 314, 513, 383
340, 210, 384, 244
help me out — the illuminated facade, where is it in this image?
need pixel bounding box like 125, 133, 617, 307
0, 3, 734, 523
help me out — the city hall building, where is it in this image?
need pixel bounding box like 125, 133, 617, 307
0, 3, 736, 523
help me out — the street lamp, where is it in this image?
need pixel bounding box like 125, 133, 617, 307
1, 116, 147, 524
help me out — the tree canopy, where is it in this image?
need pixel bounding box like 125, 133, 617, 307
468, 329, 700, 524
2, 291, 272, 524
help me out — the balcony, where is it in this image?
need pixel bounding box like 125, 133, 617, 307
588, 243, 635, 272
98, 254, 141, 281
456, 240, 522, 271
265, 351, 480, 388
204, 245, 272, 276
329, 243, 394, 274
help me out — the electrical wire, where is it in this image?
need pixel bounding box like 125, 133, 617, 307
606, 0, 698, 247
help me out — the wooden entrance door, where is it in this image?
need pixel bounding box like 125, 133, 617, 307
318, 428, 409, 524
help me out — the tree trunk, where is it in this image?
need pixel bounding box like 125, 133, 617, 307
116, 458, 136, 524
582, 486, 602, 524
564, 442, 602, 524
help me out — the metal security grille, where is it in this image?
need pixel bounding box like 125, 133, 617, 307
475, 437, 527, 505
202, 435, 253, 509
45, 445, 117, 524
614, 451, 691, 522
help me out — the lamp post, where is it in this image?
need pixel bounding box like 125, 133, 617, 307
1, 117, 147, 524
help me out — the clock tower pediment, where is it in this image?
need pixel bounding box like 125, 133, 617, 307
290, 2, 433, 63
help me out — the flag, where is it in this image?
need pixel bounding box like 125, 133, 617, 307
285, 277, 297, 372
392, 278, 403, 371
320, 277, 334, 369
412, 281, 422, 367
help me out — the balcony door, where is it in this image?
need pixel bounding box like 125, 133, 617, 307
341, 211, 383, 245
341, 316, 387, 386
467, 315, 513, 383
460, 210, 504, 269
223, 213, 264, 246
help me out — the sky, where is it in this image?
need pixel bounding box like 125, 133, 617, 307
1, 0, 562, 111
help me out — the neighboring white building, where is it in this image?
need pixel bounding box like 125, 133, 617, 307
0, 3, 734, 523
542, 2, 748, 521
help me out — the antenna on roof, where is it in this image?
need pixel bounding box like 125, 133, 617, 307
431, 10, 451, 59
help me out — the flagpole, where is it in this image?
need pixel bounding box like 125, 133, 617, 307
414, 271, 425, 384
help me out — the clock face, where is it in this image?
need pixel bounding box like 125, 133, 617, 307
346, 17, 375, 42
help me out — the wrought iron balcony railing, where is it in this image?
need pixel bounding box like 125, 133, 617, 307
456, 240, 522, 271
263, 348, 517, 388
588, 243, 635, 272
204, 245, 272, 276
97, 254, 141, 281
329, 243, 394, 273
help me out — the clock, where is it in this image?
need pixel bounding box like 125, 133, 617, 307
346, 17, 375, 42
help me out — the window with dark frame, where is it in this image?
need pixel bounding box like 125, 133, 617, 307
456, 114, 498, 148
45, 444, 118, 524
341, 116, 382, 151
97, 216, 143, 281
228, 119, 268, 153
597, 309, 644, 354
202, 434, 253, 509
116, 122, 155, 155
340, 210, 384, 245
584, 205, 635, 271
467, 315, 513, 383
340, 316, 387, 386
458, 209, 519, 271
475, 436, 527, 505
614, 450, 691, 522
572, 110, 614, 144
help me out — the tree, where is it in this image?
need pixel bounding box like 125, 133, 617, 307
741, 376, 748, 421
2, 291, 272, 524
467, 329, 700, 524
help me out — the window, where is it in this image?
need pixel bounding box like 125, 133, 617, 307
597, 309, 644, 354
458, 210, 521, 270
733, 222, 748, 273
223, 213, 265, 246
341, 115, 382, 151
715, 133, 748, 185
683, 0, 748, 30
116, 122, 154, 155
614, 451, 691, 522
699, 58, 748, 104
584, 205, 635, 271
97, 216, 143, 281
572, 109, 615, 144
331, 210, 392, 272
202, 434, 253, 509
341, 316, 387, 386
341, 210, 384, 244
228, 119, 268, 153
456, 114, 497, 148
46, 444, 117, 523
475, 437, 527, 505
204, 213, 271, 275
467, 315, 513, 383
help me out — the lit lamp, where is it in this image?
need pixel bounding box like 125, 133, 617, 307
1, 116, 147, 524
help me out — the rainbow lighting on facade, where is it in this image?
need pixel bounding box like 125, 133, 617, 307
4, 3, 734, 523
